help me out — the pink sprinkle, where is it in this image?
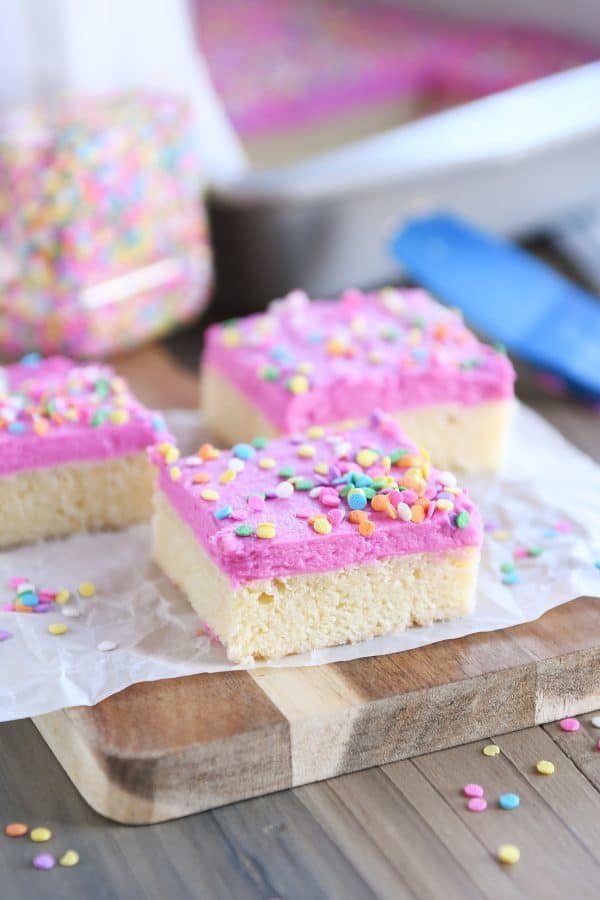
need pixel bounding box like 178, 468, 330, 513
230, 509, 248, 521
320, 490, 340, 508
401, 490, 417, 506
559, 717, 580, 732
8, 576, 27, 589
387, 490, 402, 507
467, 797, 487, 812
463, 783, 484, 798
0, 630, 12, 641
327, 509, 344, 526
248, 495, 265, 512
38, 590, 57, 601
555, 521, 572, 533
0, 603, 16, 612
295, 509, 312, 519
514, 547, 528, 559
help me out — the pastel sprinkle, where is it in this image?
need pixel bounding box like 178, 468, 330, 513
256, 523, 276, 539
286, 374, 309, 394
62, 606, 81, 618
497, 844, 520, 865
492, 530, 509, 541
500, 562, 515, 574
467, 797, 487, 812
306, 426, 325, 439
248, 494, 265, 511
97, 640, 117, 652
591, 716, 600, 728
275, 481, 294, 499
55, 590, 71, 605
201, 489, 219, 501
219, 469, 236, 484
236, 524, 254, 537
558, 717, 580, 732
48, 623, 68, 636
258, 457, 276, 469
312, 516, 332, 535
33, 853, 56, 871
233, 443, 255, 460
499, 793, 520, 810
347, 489, 367, 510
229, 458, 245, 472
59, 849, 80, 868
252, 437, 269, 449
0, 630, 13, 641
356, 448, 378, 468
455, 511, 470, 529
536, 760, 555, 775
463, 783, 484, 798
5, 822, 28, 837
483, 744, 501, 757
30, 827, 52, 843
169, 466, 181, 481
214, 506, 233, 520
78, 582, 96, 598
502, 572, 520, 586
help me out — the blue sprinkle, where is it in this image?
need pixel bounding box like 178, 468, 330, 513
20, 352, 42, 366
18, 592, 39, 607
214, 506, 233, 520
8, 422, 26, 433
354, 474, 373, 488
502, 572, 521, 586
233, 443, 256, 460
270, 346, 295, 365
595, 561, 600, 570
499, 793, 520, 810
151, 415, 166, 431
544, 528, 559, 538
332, 474, 351, 485
348, 490, 367, 510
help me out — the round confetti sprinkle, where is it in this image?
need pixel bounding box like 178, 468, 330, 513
497, 844, 520, 865
30, 827, 52, 843
214, 506, 233, 520
483, 744, 501, 757
275, 481, 294, 499
312, 516, 332, 535
62, 607, 81, 618
306, 426, 324, 439
258, 457, 276, 469
233, 443, 255, 460
397, 502, 412, 522
78, 582, 96, 598
33, 853, 56, 871
348, 489, 367, 510
201, 489, 219, 502
455, 511, 470, 529
98, 640, 117, 652
55, 590, 71, 605
286, 374, 309, 395
591, 716, 600, 728
252, 437, 269, 449
229, 458, 245, 472
500, 562, 515, 574
536, 760, 555, 775
297, 444, 315, 459
48, 623, 68, 636
502, 572, 520, 586
235, 524, 254, 537
295, 479, 315, 491
59, 849, 80, 868
0, 630, 12, 642
256, 523, 276, 540
278, 466, 295, 478
559, 717, 580, 732
463, 783, 484, 798
467, 797, 487, 812
499, 793, 520, 810
356, 448, 378, 468
5, 822, 28, 837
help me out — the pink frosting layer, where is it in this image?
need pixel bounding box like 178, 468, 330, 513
202, 288, 515, 433
155, 411, 481, 587
0, 356, 168, 476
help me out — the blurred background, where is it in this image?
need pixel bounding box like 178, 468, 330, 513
1, 0, 599, 365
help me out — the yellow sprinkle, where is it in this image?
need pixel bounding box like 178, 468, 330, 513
483, 744, 500, 757
109, 409, 129, 425
222, 328, 241, 347
381, 455, 391, 472
287, 374, 309, 395
298, 444, 316, 459
49, 622, 68, 636
497, 844, 520, 865
445, 486, 462, 495
312, 516, 332, 535
59, 850, 80, 867
201, 489, 219, 501
170, 466, 181, 481
356, 448, 378, 468
536, 760, 555, 775
78, 582, 96, 598
436, 499, 454, 512
297, 361, 315, 374
164, 446, 180, 465
314, 462, 329, 475
258, 457, 276, 470
367, 350, 384, 364
327, 337, 346, 356
493, 530, 509, 541
306, 426, 325, 439
219, 469, 236, 484
30, 827, 52, 843
55, 590, 70, 605
256, 523, 276, 539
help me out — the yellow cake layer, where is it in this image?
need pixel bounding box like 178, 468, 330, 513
153, 490, 479, 663
201, 364, 513, 472
0, 453, 154, 548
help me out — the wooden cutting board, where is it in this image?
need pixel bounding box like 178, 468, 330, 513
33, 595, 599, 824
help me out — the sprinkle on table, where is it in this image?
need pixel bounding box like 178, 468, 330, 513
0, 630, 12, 642
559, 717, 580, 732
48, 623, 68, 636
467, 797, 487, 812
482, 743, 501, 757
4, 822, 28, 837
463, 783, 484, 798
78, 582, 96, 598
497, 844, 520, 865
30, 827, 52, 843
536, 760, 555, 775
33, 853, 56, 871
499, 793, 520, 810
59, 849, 80, 867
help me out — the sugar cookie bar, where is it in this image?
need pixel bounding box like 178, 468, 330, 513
152, 410, 481, 662
0, 355, 167, 547
201, 288, 515, 471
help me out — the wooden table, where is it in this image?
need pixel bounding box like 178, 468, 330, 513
1, 343, 599, 900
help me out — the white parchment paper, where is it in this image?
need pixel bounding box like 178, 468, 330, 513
1, 404, 599, 722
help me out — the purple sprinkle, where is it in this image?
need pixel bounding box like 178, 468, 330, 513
438, 491, 454, 500
33, 603, 51, 613
0, 629, 13, 641
484, 521, 497, 532
371, 408, 385, 425
33, 853, 56, 870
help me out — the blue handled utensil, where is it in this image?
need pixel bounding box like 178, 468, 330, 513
391, 213, 600, 399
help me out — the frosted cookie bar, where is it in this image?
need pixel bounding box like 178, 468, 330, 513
202, 288, 515, 471
152, 410, 481, 662
0, 355, 167, 547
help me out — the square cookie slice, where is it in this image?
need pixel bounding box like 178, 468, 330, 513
0, 355, 168, 547
152, 411, 481, 662
201, 288, 515, 471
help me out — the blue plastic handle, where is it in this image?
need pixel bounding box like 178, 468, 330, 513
391, 213, 600, 398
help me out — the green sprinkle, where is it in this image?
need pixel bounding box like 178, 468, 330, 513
390, 448, 409, 464
494, 342, 507, 354
364, 487, 376, 500
459, 358, 481, 370
411, 316, 425, 328
252, 436, 269, 449
295, 479, 315, 491
339, 485, 352, 497
527, 547, 543, 558
260, 366, 280, 381
456, 511, 470, 529
371, 478, 386, 490
380, 327, 399, 342
278, 466, 295, 478
90, 410, 108, 427
235, 524, 254, 537
500, 562, 515, 574
95, 378, 110, 398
